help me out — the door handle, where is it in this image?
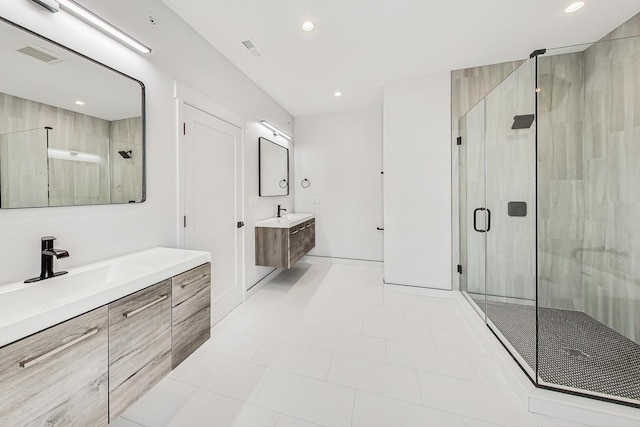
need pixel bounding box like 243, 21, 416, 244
473, 208, 486, 233
486, 209, 491, 232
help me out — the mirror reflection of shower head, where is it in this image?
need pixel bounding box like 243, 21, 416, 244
118, 150, 132, 159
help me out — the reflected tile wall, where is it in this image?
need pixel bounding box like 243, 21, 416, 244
0, 92, 111, 207
109, 117, 143, 203
0, 129, 48, 208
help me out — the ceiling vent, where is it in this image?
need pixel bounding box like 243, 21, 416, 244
241, 39, 264, 57
17, 46, 60, 63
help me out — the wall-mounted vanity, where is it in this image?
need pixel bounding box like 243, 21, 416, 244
0, 248, 210, 425
255, 214, 315, 268
0, 17, 145, 208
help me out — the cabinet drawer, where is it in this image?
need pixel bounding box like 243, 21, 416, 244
172, 269, 211, 368
172, 304, 211, 368
172, 263, 210, 307
307, 221, 316, 251
108, 280, 171, 421
0, 307, 108, 427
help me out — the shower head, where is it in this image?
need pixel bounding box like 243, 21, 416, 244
118, 150, 132, 159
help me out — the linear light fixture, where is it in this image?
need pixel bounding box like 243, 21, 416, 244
48, 148, 103, 164
56, 0, 151, 54
260, 120, 292, 140
31, 0, 59, 13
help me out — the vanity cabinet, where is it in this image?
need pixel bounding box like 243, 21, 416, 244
0, 307, 109, 427
256, 218, 315, 268
171, 263, 211, 368
108, 280, 172, 421
0, 260, 211, 426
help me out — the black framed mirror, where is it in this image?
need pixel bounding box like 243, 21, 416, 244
259, 137, 289, 197
0, 17, 145, 208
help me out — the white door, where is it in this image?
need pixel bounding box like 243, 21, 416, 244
183, 104, 244, 325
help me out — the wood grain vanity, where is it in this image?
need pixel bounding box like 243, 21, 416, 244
0, 258, 211, 426
255, 215, 315, 268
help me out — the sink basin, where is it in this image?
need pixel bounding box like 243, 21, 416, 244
0, 264, 152, 296
0, 247, 210, 348
255, 213, 315, 228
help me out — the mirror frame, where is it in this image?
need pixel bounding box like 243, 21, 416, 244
0, 16, 147, 207
258, 137, 289, 197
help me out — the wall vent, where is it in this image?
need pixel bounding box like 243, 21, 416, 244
17, 46, 60, 63
241, 39, 264, 57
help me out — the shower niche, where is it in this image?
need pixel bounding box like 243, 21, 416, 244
457, 27, 640, 407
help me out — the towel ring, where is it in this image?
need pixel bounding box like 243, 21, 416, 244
279, 179, 288, 189
301, 178, 310, 188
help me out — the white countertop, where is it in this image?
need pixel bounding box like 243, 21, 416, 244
255, 213, 315, 229
0, 247, 210, 348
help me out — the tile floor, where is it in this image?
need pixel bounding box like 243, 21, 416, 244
113, 261, 587, 427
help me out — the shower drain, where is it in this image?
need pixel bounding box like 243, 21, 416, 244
562, 347, 591, 359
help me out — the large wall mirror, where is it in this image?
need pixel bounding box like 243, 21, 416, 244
259, 137, 289, 197
0, 18, 145, 209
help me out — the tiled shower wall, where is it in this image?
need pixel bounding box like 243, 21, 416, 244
539, 14, 640, 342
580, 21, 640, 341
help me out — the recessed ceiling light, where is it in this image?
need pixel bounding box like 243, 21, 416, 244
565, 2, 584, 13
302, 21, 314, 31
75, 100, 85, 105
334, 91, 342, 97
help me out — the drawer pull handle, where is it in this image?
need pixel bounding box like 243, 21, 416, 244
181, 275, 207, 289
291, 230, 299, 235
123, 294, 168, 318
19, 328, 99, 368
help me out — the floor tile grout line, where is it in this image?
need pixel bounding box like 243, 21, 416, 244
414, 367, 425, 407
350, 388, 357, 427
348, 388, 471, 424
325, 351, 335, 382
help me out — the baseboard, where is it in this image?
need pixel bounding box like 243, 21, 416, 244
245, 268, 282, 300
302, 255, 383, 269
383, 282, 453, 299
454, 291, 640, 425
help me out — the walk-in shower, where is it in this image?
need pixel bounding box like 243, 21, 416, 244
457, 32, 640, 406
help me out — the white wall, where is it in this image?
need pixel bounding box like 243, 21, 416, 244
0, 0, 293, 287
383, 73, 452, 290
295, 109, 383, 262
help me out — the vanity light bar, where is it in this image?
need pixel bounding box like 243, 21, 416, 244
57, 0, 152, 54
260, 120, 292, 140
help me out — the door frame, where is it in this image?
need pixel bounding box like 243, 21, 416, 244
174, 81, 246, 300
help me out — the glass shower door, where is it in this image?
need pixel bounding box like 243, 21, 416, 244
484, 58, 537, 378
459, 100, 487, 315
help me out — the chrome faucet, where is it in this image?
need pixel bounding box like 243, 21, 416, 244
277, 205, 287, 218
25, 236, 70, 283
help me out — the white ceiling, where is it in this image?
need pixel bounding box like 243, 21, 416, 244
0, 18, 142, 121
162, 0, 640, 117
